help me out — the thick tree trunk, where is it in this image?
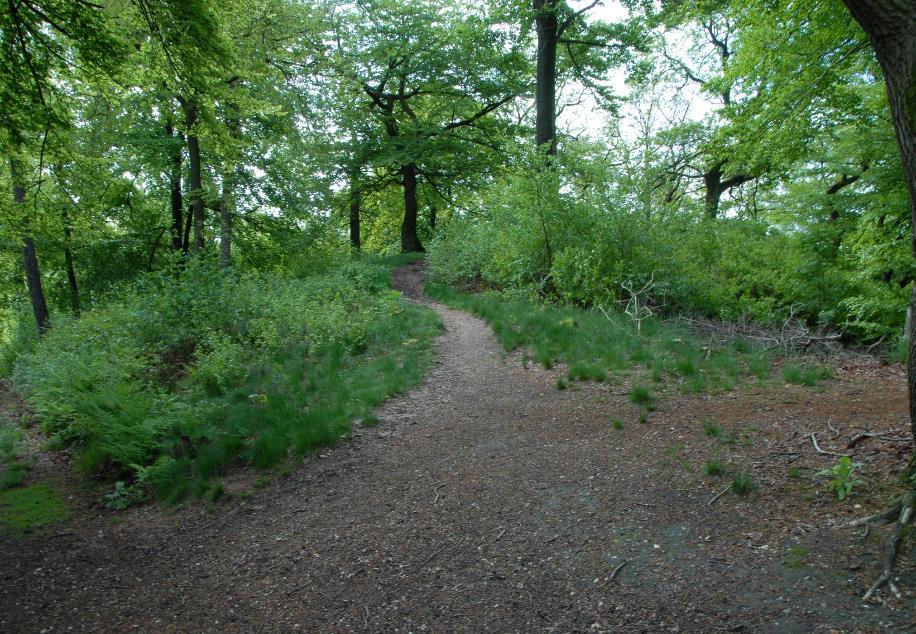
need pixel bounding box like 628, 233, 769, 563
9, 158, 51, 333
703, 161, 753, 219
349, 168, 361, 251
534, 0, 559, 156
703, 163, 724, 219
179, 97, 205, 253
61, 205, 80, 314
841, 0, 916, 598
166, 121, 184, 252
842, 0, 916, 438
400, 163, 424, 253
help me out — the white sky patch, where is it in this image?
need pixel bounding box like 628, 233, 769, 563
558, 1, 715, 144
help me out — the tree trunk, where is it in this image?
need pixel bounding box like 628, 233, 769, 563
429, 204, 437, 232
219, 80, 241, 270
9, 158, 51, 333
842, 0, 916, 436
703, 163, 724, 219
840, 0, 916, 597
179, 97, 205, 253
534, 0, 559, 156
166, 121, 185, 252
218, 172, 233, 270
349, 167, 361, 251
61, 205, 80, 314
703, 161, 753, 219
400, 163, 424, 253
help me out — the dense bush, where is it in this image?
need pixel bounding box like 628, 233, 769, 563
9, 258, 439, 501
428, 157, 908, 342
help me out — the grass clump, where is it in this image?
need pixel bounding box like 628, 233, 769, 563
629, 384, 654, 406
703, 459, 726, 476
0, 483, 68, 535
12, 258, 441, 504
730, 471, 756, 496
703, 421, 723, 438
782, 363, 832, 387
611, 419, 624, 430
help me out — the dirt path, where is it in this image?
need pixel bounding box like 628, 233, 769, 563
1, 260, 914, 632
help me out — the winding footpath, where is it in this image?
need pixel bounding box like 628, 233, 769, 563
1, 260, 912, 632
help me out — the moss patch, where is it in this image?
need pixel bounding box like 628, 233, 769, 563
0, 484, 69, 535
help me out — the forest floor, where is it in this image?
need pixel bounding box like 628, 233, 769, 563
1, 259, 915, 632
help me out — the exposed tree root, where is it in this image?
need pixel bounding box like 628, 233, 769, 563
855, 489, 914, 601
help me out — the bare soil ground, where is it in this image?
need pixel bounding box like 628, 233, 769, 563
1, 260, 914, 632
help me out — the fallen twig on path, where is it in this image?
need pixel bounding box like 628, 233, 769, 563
707, 486, 730, 506
810, 432, 845, 457
433, 482, 447, 503
610, 559, 628, 580
847, 430, 911, 448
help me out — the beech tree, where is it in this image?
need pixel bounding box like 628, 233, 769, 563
530, 0, 645, 156
840, 0, 916, 600
336, 0, 527, 252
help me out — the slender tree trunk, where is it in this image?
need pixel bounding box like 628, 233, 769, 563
218, 173, 233, 270
179, 96, 205, 253
166, 121, 185, 252
841, 0, 916, 598
182, 200, 193, 253
534, 0, 559, 156
429, 204, 437, 232
349, 167, 361, 251
219, 80, 241, 270
9, 158, 50, 333
400, 163, 424, 253
61, 205, 80, 314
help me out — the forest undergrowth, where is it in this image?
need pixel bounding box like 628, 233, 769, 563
1, 254, 440, 508
427, 278, 835, 399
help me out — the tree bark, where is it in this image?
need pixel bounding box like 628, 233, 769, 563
534, 0, 559, 156
179, 96, 205, 253
842, 0, 916, 436
9, 158, 50, 333
61, 205, 80, 315
349, 167, 361, 251
166, 121, 185, 252
400, 163, 424, 252
703, 161, 753, 219
219, 87, 240, 270
840, 0, 916, 597
218, 172, 233, 270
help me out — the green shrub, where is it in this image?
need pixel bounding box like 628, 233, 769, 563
12, 258, 440, 502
